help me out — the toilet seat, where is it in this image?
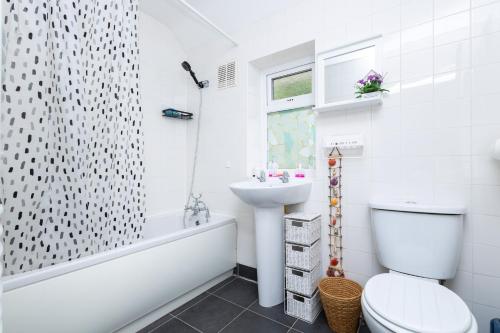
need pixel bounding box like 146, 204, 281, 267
363, 273, 474, 333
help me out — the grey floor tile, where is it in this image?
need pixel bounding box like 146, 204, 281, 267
220, 310, 289, 333
177, 295, 243, 333
170, 292, 209, 316
249, 301, 296, 327
206, 276, 236, 293
136, 314, 174, 333
151, 318, 199, 333
292, 311, 334, 333
214, 278, 258, 307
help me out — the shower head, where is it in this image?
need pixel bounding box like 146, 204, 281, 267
181, 61, 208, 89
181, 61, 191, 72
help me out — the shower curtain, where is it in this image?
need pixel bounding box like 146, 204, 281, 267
1, 0, 145, 275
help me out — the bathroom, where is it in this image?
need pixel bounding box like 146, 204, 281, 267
1, 0, 500, 332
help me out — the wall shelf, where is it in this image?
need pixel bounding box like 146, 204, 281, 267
313, 95, 383, 113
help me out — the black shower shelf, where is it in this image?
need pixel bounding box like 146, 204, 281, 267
162, 108, 193, 120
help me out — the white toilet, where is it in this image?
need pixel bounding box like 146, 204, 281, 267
362, 201, 478, 333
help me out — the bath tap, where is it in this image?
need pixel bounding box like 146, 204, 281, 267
184, 194, 210, 223
279, 170, 290, 183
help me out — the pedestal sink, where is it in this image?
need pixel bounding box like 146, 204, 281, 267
229, 179, 312, 307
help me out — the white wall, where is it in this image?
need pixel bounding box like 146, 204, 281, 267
139, 12, 189, 217
187, 0, 500, 331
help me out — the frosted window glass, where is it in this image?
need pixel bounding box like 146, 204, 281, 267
267, 107, 315, 169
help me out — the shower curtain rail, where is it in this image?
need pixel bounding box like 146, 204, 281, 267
175, 0, 239, 47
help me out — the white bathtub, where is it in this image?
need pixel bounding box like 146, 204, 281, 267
2, 212, 237, 333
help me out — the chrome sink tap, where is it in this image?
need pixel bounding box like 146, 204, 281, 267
257, 170, 267, 182
279, 170, 290, 183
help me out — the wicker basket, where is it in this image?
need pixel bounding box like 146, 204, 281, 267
318, 277, 363, 333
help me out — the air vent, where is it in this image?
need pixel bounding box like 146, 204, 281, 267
217, 61, 237, 89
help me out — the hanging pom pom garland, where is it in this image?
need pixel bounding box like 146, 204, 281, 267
327, 147, 344, 278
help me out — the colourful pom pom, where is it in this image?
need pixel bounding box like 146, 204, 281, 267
328, 159, 337, 167
330, 198, 338, 206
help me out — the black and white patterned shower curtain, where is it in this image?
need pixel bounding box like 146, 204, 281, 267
1, 0, 145, 275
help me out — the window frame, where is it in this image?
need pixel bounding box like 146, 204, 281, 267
261, 58, 316, 170
265, 61, 315, 113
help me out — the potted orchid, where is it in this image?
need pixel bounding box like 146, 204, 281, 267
355, 70, 389, 98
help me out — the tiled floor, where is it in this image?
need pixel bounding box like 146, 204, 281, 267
138, 277, 371, 333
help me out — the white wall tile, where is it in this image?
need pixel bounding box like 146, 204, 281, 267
473, 214, 500, 247
373, 5, 401, 34
401, 0, 434, 28
435, 98, 471, 128
472, 31, 500, 66
472, 63, 500, 96
402, 48, 434, 81
402, 22, 434, 52
436, 127, 471, 156
381, 56, 401, 83
401, 102, 435, 130
343, 226, 373, 253
401, 77, 434, 105
472, 93, 500, 125
434, 156, 472, 184
473, 274, 500, 308
471, 185, 500, 215
459, 241, 474, 272
435, 70, 472, 102
435, 11, 470, 46
382, 32, 401, 57
472, 1, 500, 36
435, 0, 470, 18
471, 125, 500, 155
343, 249, 373, 276
434, 183, 471, 207
401, 130, 436, 156
474, 244, 500, 276
471, 0, 500, 7
472, 156, 500, 185
434, 40, 471, 74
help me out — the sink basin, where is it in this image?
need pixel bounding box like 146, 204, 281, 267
230, 179, 312, 307
229, 180, 312, 208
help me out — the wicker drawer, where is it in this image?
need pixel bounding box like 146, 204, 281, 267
285, 289, 321, 323
285, 217, 321, 245
285, 240, 320, 271
286, 265, 321, 297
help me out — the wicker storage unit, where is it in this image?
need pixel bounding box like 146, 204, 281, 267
284, 212, 322, 323
285, 240, 321, 271
319, 277, 363, 333
285, 264, 321, 297
285, 289, 322, 323
285, 213, 321, 245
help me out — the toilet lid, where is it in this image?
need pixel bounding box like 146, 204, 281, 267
364, 273, 472, 333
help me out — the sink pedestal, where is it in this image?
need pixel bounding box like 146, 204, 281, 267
229, 180, 312, 308
254, 206, 284, 307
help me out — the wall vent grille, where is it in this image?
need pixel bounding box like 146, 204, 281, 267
217, 61, 237, 89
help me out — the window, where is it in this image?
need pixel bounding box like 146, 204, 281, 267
267, 107, 315, 169
266, 63, 314, 112
265, 61, 315, 169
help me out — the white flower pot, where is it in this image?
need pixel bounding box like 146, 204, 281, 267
361, 92, 381, 98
